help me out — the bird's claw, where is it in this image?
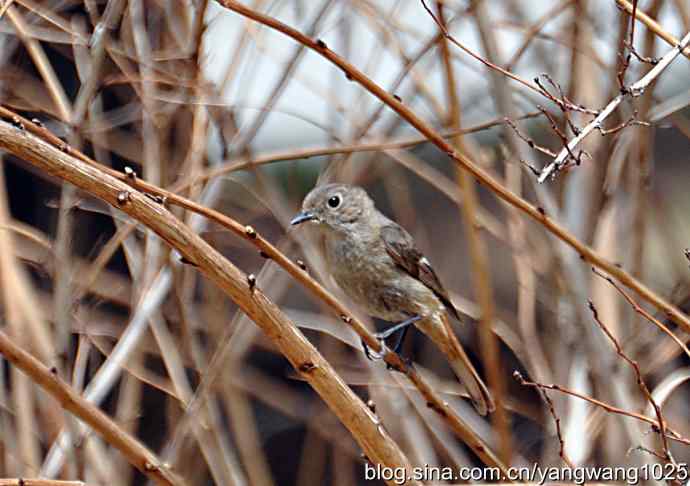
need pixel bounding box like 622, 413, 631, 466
361, 338, 385, 361
361, 315, 421, 361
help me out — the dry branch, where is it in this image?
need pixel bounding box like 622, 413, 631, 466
616, 0, 690, 58
436, 0, 511, 464
0, 328, 181, 486
0, 119, 422, 486
514, 372, 690, 446
587, 301, 671, 461
537, 29, 690, 182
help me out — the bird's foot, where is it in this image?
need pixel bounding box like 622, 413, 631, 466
361, 315, 422, 362
361, 338, 383, 361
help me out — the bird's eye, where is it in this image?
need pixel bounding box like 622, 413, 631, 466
327, 195, 341, 208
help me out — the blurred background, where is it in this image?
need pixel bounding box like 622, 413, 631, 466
1, 0, 690, 484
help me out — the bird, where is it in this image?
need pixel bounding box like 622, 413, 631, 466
291, 183, 495, 415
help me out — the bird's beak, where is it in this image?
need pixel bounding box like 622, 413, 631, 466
290, 211, 316, 226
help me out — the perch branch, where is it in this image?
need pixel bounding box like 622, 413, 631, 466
0, 107, 509, 474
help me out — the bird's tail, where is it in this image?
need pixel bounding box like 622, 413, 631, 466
419, 313, 495, 416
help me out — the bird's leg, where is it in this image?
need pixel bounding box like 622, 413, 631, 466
362, 315, 422, 362
390, 323, 411, 354
377, 315, 421, 341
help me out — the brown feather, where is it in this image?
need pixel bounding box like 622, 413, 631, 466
380, 224, 461, 320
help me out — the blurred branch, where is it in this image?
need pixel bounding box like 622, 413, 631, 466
616, 0, 690, 58
4, 6, 72, 121
418, 0, 547, 102
182, 111, 542, 188
436, 0, 511, 464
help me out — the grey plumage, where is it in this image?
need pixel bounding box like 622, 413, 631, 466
292, 183, 495, 415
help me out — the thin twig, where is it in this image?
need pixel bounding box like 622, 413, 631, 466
513, 371, 689, 446
538, 29, 690, 182
592, 268, 690, 361
587, 300, 671, 460
512, 372, 573, 468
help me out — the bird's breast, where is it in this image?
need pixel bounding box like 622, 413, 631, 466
324, 233, 440, 321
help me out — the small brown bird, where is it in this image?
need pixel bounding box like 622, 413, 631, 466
291, 183, 495, 415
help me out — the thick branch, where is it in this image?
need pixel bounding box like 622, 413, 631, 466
0, 120, 421, 486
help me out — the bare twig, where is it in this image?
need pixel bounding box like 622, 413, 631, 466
538, 30, 690, 182
592, 268, 690, 361
513, 371, 689, 446
587, 300, 671, 460
512, 372, 573, 468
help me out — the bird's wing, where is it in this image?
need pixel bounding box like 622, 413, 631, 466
380, 223, 460, 320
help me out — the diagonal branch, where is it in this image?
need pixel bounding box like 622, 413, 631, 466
537, 29, 690, 182
0, 328, 182, 486
616, 0, 690, 58
587, 301, 671, 460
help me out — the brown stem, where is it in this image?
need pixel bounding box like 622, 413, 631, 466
0, 328, 182, 486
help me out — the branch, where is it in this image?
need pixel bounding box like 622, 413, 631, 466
537, 29, 690, 182
0, 329, 182, 486
592, 268, 690, 361
513, 372, 689, 447
587, 301, 671, 460
616, 0, 690, 58
0, 108, 510, 475
512, 372, 573, 468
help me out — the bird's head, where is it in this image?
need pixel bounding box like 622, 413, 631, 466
291, 183, 374, 232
